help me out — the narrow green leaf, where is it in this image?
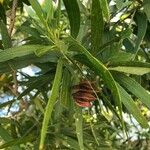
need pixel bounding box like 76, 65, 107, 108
39, 59, 63, 150
133, 12, 147, 58
35, 45, 55, 56
61, 135, 80, 150
53, 100, 63, 123
109, 61, 150, 67
19, 26, 41, 38
60, 68, 71, 107
117, 84, 149, 128
0, 99, 15, 109
108, 52, 134, 63
0, 4, 6, 24
67, 37, 122, 120
18, 75, 51, 99
28, 0, 45, 23
0, 20, 11, 49
41, 0, 53, 23
0, 134, 34, 149
100, 0, 110, 21
144, 0, 150, 22
0, 126, 14, 142
34, 98, 45, 114
114, 73, 150, 109
109, 66, 150, 75
101, 93, 121, 120
63, 0, 80, 38
91, 0, 104, 54
0, 117, 17, 125
109, 61, 150, 75
0, 126, 20, 150
55, 0, 62, 26
0, 45, 51, 63
0, 52, 58, 74
75, 107, 84, 150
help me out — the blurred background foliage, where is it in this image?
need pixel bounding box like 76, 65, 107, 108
0, 0, 150, 149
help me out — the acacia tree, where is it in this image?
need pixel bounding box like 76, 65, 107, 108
0, 0, 150, 149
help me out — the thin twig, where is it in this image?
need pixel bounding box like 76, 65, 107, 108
8, 64, 18, 96
13, 71, 18, 95
8, 0, 18, 36
8, 0, 19, 96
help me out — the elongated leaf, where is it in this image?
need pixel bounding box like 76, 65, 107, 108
34, 97, 45, 114
75, 107, 84, 150
0, 99, 15, 109
114, 73, 150, 109
100, 0, 110, 21
63, 0, 80, 38
0, 52, 58, 74
61, 135, 80, 150
0, 4, 6, 24
0, 20, 11, 49
108, 52, 134, 63
0, 134, 34, 149
0, 126, 14, 142
19, 26, 41, 38
42, 0, 53, 23
67, 37, 122, 120
39, 59, 63, 150
0, 117, 18, 125
60, 68, 71, 107
91, 0, 104, 54
109, 61, 150, 67
109, 66, 150, 75
144, 0, 150, 22
109, 61, 150, 75
35, 45, 55, 56
0, 45, 51, 63
0, 126, 20, 150
133, 12, 147, 58
55, 0, 62, 26
117, 84, 149, 128
28, 0, 45, 23
18, 74, 52, 99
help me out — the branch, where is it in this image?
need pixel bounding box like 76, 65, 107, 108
8, 0, 18, 36
8, 0, 19, 95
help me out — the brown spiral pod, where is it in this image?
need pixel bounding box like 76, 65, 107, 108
72, 80, 99, 107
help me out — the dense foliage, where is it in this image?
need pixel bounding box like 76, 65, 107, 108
0, 0, 150, 149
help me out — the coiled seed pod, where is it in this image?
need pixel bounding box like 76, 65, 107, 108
72, 80, 99, 107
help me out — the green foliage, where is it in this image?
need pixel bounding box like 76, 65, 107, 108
91, 0, 104, 54
40, 58, 63, 149
117, 83, 148, 128
63, 0, 80, 38
0, 0, 150, 149
0, 20, 11, 48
